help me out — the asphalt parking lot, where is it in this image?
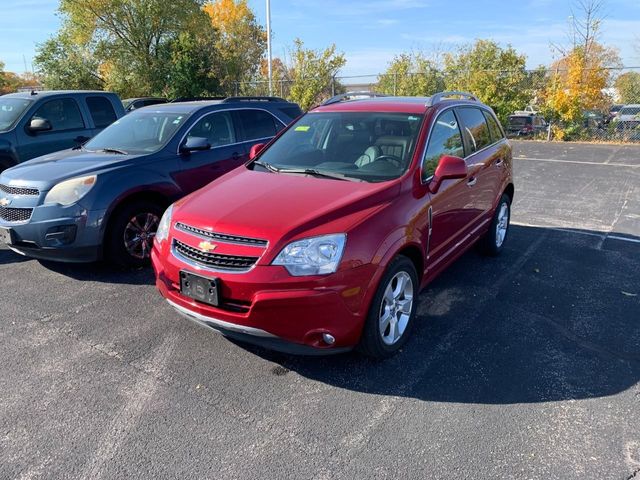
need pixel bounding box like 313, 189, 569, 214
1, 140, 639, 480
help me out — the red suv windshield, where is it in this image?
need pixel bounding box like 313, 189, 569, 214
253, 111, 424, 183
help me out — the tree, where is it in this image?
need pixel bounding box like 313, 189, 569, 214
36, 0, 215, 98
204, 0, 266, 93
377, 53, 444, 96
443, 40, 530, 123
614, 72, 640, 104
287, 39, 346, 111
542, 0, 621, 122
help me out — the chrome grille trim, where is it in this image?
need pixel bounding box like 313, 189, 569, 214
0, 184, 40, 196
175, 222, 268, 247
0, 206, 33, 223
172, 239, 259, 272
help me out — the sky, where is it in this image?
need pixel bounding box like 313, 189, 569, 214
1, 0, 639, 79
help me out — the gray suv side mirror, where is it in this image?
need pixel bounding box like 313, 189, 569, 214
28, 117, 52, 133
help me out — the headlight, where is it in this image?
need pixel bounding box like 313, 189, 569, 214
272, 233, 346, 276
154, 204, 173, 245
43, 175, 97, 206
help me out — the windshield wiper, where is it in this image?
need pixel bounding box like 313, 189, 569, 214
275, 167, 357, 182
97, 148, 128, 155
252, 160, 280, 173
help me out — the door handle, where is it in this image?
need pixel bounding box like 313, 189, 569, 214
467, 177, 477, 187
231, 152, 241, 160
495, 158, 504, 167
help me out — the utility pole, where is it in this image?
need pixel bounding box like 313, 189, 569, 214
266, 0, 273, 96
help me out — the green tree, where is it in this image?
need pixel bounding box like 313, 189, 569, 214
443, 40, 530, 123
204, 0, 266, 93
615, 72, 640, 104
36, 0, 215, 98
377, 53, 444, 96
287, 39, 346, 111
34, 30, 104, 91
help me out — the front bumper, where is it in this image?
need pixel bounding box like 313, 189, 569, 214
152, 244, 380, 354
0, 205, 106, 263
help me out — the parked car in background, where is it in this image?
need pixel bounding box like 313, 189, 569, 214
582, 110, 606, 129
0, 97, 302, 266
506, 113, 547, 137
0, 90, 124, 172
614, 104, 640, 130
152, 91, 514, 358
607, 104, 624, 123
122, 97, 168, 113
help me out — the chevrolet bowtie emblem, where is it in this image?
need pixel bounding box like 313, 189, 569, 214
0, 198, 10, 207
198, 241, 217, 252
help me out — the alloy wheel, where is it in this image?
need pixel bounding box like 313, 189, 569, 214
123, 212, 160, 260
379, 271, 414, 345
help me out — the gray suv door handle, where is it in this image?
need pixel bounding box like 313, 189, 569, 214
467, 177, 477, 187
495, 158, 504, 167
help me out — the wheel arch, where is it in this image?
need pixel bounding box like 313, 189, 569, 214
503, 182, 514, 204
101, 189, 173, 241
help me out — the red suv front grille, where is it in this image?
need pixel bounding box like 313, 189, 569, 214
173, 239, 259, 271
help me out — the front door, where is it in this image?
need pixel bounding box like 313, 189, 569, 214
173, 111, 247, 193
422, 109, 474, 271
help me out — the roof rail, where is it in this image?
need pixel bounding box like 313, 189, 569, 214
425, 91, 478, 107
321, 91, 388, 106
222, 96, 287, 103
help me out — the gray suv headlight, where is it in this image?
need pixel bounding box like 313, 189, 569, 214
43, 175, 97, 206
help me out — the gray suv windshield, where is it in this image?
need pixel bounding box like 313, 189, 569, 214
85, 111, 189, 154
0, 98, 33, 132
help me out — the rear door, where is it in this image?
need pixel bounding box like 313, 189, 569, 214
455, 107, 497, 224
233, 108, 285, 153
85, 95, 118, 137
16, 97, 88, 161
172, 110, 245, 193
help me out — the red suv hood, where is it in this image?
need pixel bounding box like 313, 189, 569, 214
173, 168, 399, 244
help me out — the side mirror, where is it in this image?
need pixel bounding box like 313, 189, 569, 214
28, 117, 52, 133
249, 143, 266, 160
180, 136, 210, 154
428, 155, 467, 194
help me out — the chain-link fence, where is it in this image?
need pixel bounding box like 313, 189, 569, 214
233, 67, 640, 143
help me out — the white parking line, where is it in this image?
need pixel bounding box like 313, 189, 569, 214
516, 157, 640, 168
511, 221, 640, 244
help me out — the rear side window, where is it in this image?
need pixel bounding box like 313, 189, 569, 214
483, 111, 504, 142
422, 110, 465, 181
237, 109, 281, 141
279, 106, 303, 120
621, 107, 640, 115
86, 96, 117, 128
32, 98, 84, 131
457, 107, 491, 153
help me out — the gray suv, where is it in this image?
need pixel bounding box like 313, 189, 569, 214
0, 90, 125, 172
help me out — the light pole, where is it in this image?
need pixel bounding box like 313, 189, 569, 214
266, 0, 273, 96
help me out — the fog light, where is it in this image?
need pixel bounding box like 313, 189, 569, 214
322, 333, 335, 345
44, 225, 77, 246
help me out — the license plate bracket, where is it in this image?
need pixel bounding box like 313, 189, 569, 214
180, 271, 220, 307
0, 227, 14, 245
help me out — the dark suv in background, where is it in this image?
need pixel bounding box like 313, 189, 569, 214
0, 96, 301, 267
0, 90, 125, 172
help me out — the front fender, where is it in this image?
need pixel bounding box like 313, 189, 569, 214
0, 133, 18, 167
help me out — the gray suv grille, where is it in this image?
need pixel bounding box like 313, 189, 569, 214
0, 206, 33, 223
0, 184, 40, 196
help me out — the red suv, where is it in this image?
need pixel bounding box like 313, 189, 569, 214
151, 92, 513, 358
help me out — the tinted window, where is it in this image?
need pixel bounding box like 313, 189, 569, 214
279, 106, 303, 120
620, 107, 640, 115
32, 98, 84, 131
188, 111, 235, 147
508, 116, 532, 127
422, 110, 465, 180
85, 112, 188, 154
483, 111, 504, 142
86, 96, 117, 128
237, 109, 280, 140
457, 107, 491, 153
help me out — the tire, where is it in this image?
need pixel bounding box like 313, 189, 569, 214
105, 200, 164, 268
358, 255, 419, 359
478, 193, 511, 256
